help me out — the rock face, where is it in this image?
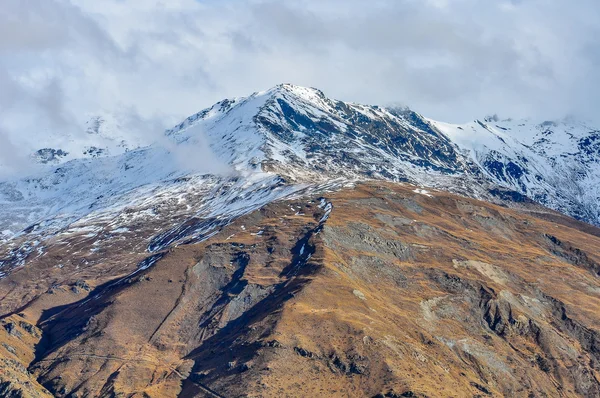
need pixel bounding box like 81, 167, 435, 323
1, 182, 600, 397
32, 148, 69, 164
0, 316, 52, 398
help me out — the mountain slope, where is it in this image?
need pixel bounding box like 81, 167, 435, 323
2, 182, 599, 397
1, 83, 598, 319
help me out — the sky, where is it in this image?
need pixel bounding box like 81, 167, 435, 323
1, 0, 599, 175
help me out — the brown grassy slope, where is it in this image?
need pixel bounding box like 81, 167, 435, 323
22, 198, 328, 397
183, 182, 600, 397
251, 183, 600, 397
1, 181, 599, 397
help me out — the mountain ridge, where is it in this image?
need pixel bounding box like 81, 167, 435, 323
1, 84, 599, 251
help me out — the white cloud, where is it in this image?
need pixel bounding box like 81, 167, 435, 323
1, 0, 599, 175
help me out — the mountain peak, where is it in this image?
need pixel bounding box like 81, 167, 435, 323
268, 83, 327, 101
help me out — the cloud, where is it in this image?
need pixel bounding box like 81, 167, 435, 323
0, 130, 34, 179
1, 0, 599, 176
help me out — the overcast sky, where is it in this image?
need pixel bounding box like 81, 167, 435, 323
1, 0, 599, 174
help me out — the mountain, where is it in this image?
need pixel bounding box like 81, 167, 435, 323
0, 84, 599, 397
167, 84, 600, 225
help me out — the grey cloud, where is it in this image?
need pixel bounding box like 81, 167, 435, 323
236, 0, 579, 120
1, 0, 600, 177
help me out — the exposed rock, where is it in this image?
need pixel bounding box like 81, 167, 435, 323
32, 148, 69, 164
3, 323, 21, 339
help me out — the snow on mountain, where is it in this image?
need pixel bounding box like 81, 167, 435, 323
430, 117, 600, 225
1, 83, 599, 278
169, 84, 480, 185
7, 113, 153, 174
